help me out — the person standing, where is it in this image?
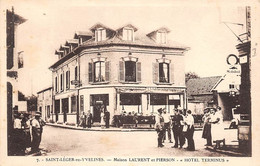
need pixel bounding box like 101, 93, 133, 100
210, 106, 225, 149
154, 108, 164, 147
100, 107, 105, 129
13, 113, 24, 155
21, 113, 31, 153
202, 108, 212, 146
86, 110, 93, 128
171, 109, 184, 148
184, 110, 195, 151
31, 111, 44, 153
162, 109, 172, 143
105, 109, 110, 128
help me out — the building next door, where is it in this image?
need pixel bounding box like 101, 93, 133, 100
62, 98, 69, 123
55, 100, 60, 122
90, 94, 109, 123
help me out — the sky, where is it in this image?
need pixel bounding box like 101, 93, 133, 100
4, 0, 247, 96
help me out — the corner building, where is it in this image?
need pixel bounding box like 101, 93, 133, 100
49, 23, 189, 125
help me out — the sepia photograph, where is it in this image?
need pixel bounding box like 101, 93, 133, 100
1, 0, 259, 165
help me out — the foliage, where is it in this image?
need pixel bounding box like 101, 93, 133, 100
185, 72, 200, 82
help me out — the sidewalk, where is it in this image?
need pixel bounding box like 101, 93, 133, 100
46, 123, 155, 132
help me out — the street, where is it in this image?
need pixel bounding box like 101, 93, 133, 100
39, 125, 239, 157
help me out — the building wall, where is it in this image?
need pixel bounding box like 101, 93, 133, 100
37, 88, 53, 122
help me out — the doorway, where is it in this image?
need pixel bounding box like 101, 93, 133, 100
90, 94, 109, 123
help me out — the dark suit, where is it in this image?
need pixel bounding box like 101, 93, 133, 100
105, 111, 110, 128
172, 114, 185, 148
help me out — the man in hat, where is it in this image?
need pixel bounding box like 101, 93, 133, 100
154, 108, 165, 147
31, 111, 45, 153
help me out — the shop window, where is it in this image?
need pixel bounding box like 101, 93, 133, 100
71, 96, 77, 113
150, 94, 167, 105
120, 93, 141, 105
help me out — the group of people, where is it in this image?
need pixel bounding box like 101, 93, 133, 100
79, 110, 93, 128
155, 108, 195, 151
155, 106, 225, 151
202, 107, 225, 149
79, 106, 110, 129
12, 111, 45, 155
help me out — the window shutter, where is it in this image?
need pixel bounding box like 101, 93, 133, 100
95, 30, 98, 42
123, 29, 127, 40
170, 63, 174, 84
136, 62, 141, 82
68, 71, 70, 89
119, 60, 125, 82
88, 63, 93, 83
153, 63, 159, 83
105, 61, 110, 82
102, 29, 106, 41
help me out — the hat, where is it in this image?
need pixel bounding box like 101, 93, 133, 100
35, 111, 41, 116
157, 108, 163, 113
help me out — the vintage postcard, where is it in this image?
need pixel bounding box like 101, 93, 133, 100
0, 0, 259, 166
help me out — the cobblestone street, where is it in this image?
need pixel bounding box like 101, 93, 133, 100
39, 125, 240, 157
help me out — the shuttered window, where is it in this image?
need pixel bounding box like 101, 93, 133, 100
153, 62, 174, 84
55, 76, 58, 92
66, 70, 70, 90
119, 59, 141, 83
89, 60, 110, 83
60, 73, 64, 91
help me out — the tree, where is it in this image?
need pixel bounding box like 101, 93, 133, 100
185, 72, 200, 83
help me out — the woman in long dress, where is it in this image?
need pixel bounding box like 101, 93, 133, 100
100, 109, 105, 129
210, 107, 224, 149
202, 108, 212, 146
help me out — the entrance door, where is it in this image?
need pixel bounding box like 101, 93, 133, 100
55, 100, 60, 122
62, 98, 69, 123
90, 94, 109, 123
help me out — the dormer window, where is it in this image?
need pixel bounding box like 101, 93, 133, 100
157, 31, 167, 44
123, 28, 134, 41
95, 28, 106, 42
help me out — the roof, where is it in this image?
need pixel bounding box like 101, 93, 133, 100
7, 9, 27, 25
186, 76, 222, 97
147, 27, 171, 37
74, 31, 93, 38
89, 23, 114, 32
116, 24, 138, 32
50, 23, 189, 69
66, 39, 79, 45
37, 87, 52, 94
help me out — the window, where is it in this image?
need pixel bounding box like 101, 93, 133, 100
153, 59, 174, 84
55, 76, 58, 92
120, 93, 141, 105
60, 73, 64, 91
94, 61, 105, 82
157, 32, 167, 44
75, 66, 78, 80
125, 61, 136, 82
66, 71, 70, 89
229, 84, 235, 89
123, 28, 134, 41
89, 59, 110, 83
119, 58, 141, 83
159, 63, 169, 83
90, 94, 109, 106
95, 28, 106, 42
